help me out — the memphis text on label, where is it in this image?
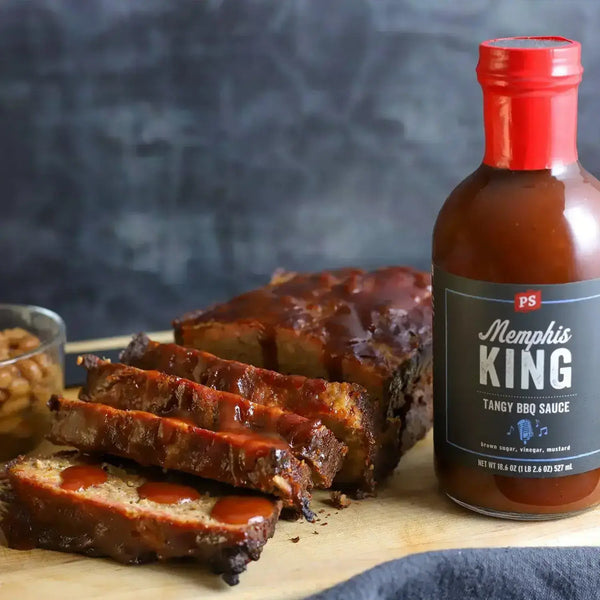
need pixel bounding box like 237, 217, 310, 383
478, 319, 572, 391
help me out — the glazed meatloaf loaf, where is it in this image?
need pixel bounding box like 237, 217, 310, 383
47, 396, 313, 519
121, 334, 377, 491
1, 452, 281, 585
78, 355, 347, 488
173, 267, 433, 487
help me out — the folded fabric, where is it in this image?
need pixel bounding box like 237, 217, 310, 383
306, 547, 600, 600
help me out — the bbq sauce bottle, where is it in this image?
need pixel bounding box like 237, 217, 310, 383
432, 37, 600, 519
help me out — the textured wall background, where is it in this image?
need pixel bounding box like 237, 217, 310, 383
1, 0, 599, 340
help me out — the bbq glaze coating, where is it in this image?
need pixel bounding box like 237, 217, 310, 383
47, 396, 314, 519
210, 496, 277, 525
79, 355, 347, 488
171, 267, 433, 490
60, 464, 107, 491
1, 452, 281, 585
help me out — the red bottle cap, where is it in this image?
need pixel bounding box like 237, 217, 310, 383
477, 37, 583, 170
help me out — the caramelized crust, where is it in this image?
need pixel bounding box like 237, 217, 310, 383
172, 267, 432, 487
122, 335, 377, 491
79, 355, 347, 489
47, 396, 313, 519
1, 452, 281, 585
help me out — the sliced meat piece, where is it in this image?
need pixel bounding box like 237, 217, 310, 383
1, 451, 281, 585
46, 396, 313, 520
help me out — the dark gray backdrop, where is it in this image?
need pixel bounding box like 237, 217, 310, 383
2, 0, 599, 340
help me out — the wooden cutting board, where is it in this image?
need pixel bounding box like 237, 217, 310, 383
2, 337, 599, 599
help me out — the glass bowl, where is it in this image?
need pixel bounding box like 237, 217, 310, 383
0, 305, 65, 461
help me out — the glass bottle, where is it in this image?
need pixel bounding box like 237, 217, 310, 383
432, 37, 600, 519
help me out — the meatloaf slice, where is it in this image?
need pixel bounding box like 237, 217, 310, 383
172, 266, 433, 488
1, 452, 281, 585
47, 396, 313, 519
121, 334, 377, 491
78, 355, 347, 489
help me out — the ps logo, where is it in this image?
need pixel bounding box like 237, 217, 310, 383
514, 290, 542, 312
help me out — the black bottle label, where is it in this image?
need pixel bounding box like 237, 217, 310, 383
433, 266, 600, 478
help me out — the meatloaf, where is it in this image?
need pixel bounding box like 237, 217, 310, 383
173, 267, 433, 487
47, 396, 313, 519
79, 354, 347, 488
1, 452, 281, 585
121, 334, 377, 491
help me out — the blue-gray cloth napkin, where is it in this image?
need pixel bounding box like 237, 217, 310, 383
306, 547, 599, 599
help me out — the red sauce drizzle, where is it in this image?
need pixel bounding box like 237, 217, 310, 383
137, 481, 201, 504
221, 430, 288, 452
210, 496, 275, 525
60, 465, 108, 491
216, 396, 289, 449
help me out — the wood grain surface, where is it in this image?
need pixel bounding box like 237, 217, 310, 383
65, 330, 174, 353
1, 369, 599, 598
